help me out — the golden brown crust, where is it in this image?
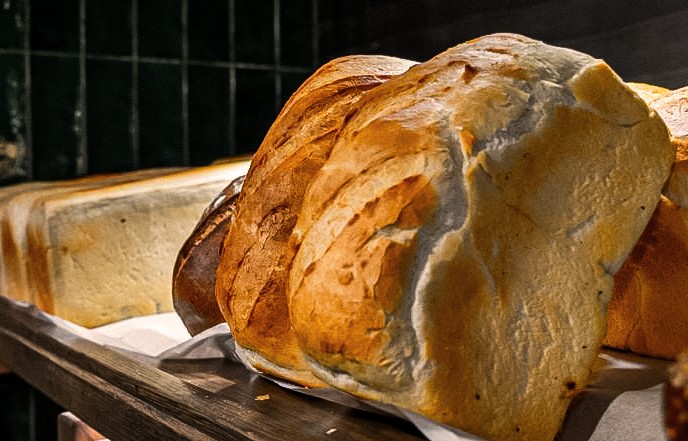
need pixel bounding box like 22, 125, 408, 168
289, 174, 437, 389
628, 82, 670, 104
606, 197, 688, 359
212, 34, 673, 439
215, 55, 416, 386
288, 34, 673, 440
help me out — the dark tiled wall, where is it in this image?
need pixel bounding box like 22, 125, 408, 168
0, 374, 63, 441
0, 1, 317, 437
3, 0, 686, 184
0, 0, 317, 182
318, 0, 688, 89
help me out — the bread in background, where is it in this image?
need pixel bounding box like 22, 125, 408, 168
606, 85, 688, 359
173, 174, 244, 336
0, 161, 247, 328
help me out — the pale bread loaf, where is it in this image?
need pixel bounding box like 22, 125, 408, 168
0, 168, 182, 304
0, 162, 247, 328
286, 34, 674, 440
656, 87, 688, 206
215, 55, 417, 387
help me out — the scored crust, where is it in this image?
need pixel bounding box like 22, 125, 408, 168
288, 34, 674, 440
215, 55, 417, 387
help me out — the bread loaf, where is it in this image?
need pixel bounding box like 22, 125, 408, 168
654, 86, 688, 147
284, 34, 673, 440
0, 162, 247, 328
606, 197, 688, 359
656, 87, 688, 206
0, 168, 182, 303
605, 86, 688, 359
0, 181, 53, 301
628, 82, 670, 103
173, 174, 244, 335
215, 55, 417, 387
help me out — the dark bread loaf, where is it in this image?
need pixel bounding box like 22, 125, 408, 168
173, 175, 244, 335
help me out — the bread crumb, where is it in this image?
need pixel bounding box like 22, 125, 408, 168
255, 394, 270, 401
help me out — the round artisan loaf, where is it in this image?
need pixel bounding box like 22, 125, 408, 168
288, 33, 674, 440
215, 55, 417, 386
173, 174, 244, 336
605, 86, 688, 359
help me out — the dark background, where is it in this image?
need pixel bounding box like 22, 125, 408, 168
0, 0, 686, 439
0, 0, 686, 184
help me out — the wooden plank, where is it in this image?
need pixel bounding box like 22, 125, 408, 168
0, 316, 223, 441
0, 297, 424, 441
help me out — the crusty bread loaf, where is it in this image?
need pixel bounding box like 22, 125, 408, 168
173, 174, 245, 336
605, 86, 688, 359
284, 34, 673, 440
0, 162, 247, 328
215, 55, 417, 387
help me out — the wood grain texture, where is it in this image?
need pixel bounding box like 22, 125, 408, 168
0, 297, 424, 441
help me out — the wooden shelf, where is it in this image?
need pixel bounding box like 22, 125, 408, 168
0, 296, 424, 441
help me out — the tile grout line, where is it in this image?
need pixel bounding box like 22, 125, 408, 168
28, 387, 36, 441
312, 0, 319, 68
131, 0, 140, 169
273, 0, 282, 112
0, 48, 313, 72
23, 0, 33, 180
181, 0, 190, 165
76, 0, 88, 176
228, 0, 236, 155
